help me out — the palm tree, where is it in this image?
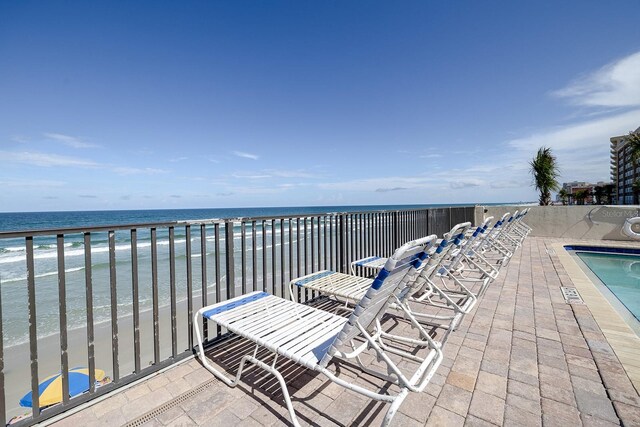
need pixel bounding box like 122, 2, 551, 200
603, 183, 615, 205
557, 188, 569, 205
574, 189, 589, 205
628, 131, 640, 165
530, 147, 560, 206
593, 186, 605, 205
628, 131, 640, 206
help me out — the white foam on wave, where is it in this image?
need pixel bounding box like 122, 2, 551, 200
1, 266, 86, 283
0, 245, 25, 253
0, 237, 190, 264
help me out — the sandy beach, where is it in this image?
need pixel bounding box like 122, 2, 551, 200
4, 294, 210, 420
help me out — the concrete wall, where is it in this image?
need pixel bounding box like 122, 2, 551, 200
476, 205, 640, 241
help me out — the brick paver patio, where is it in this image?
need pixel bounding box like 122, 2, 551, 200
49, 237, 640, 426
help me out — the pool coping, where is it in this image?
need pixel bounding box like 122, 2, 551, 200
553, 240, 640, 392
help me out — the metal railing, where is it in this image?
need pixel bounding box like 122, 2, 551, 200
0, 206, 475, 425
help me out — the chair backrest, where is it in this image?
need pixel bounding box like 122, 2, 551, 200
447, 218, 493, 270
489, 212, 510, 235
408, 222, 472, 291
320, 234, 437, 366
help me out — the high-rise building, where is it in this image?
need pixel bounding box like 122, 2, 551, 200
610, 126, 640, 205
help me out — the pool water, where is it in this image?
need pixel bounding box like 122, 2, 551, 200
575, 251, 640, 322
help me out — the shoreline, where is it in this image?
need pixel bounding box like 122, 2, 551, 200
4, 295, 207, 419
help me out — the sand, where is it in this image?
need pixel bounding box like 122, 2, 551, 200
3, 295, 210, 420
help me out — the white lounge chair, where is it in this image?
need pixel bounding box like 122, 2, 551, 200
439, 217, 501, 292
475, 212, 516, 264
194, 236, 442, 427
290, 223, 480, 339
350, 255, 388, 276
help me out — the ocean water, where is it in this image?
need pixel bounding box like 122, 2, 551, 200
0, 204, 480, 348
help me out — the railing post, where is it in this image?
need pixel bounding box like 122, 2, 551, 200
225, 220, 235, 300
0, 275, 5, 427
393, 211, 400, 250
338, 214, 347, 273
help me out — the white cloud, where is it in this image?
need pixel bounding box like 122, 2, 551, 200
44, 132, 99, 148
10, 135, 29, 144
265, 169, 319, 178
0, 150, 99, 167
318, 176, 439, 192
503, 110, 640, 185
502, 51, 640, 187
112, 167, 168, 175
449, 179, 484, 189
508, 109, 640, 152
376, 187, 409, 193
0, 150, 169, 176
419, 154, 442, 159
169, 156, 188, 162
553, 51, 640, 108
232, 150, 259, 160
490, 180, 528, 189
232, 173, 272, 179
0, 178, 66, 188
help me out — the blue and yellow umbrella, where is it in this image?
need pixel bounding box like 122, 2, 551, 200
19, 367, 106, 408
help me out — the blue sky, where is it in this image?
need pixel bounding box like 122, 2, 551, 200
1, 1, 639, 212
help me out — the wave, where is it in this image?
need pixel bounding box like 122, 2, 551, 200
0, 246, 25, 254
0, 237, 190, 264
1, 266, 86, 284
2, 291, 203, 349
0, 224, 324, 265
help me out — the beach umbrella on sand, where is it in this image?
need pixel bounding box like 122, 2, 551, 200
19, 367, 106, 408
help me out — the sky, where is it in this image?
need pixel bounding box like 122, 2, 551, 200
1, 1, 639, 213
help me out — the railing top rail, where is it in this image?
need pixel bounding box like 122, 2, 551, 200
0, 219, 226, 239
0, 206, 476, 238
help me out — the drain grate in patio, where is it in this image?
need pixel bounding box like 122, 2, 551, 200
561, 286, 584, 304
123, 378, 218, 427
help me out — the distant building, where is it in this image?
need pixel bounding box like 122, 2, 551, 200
610, 126, 640, 204
557, 181, 609, 204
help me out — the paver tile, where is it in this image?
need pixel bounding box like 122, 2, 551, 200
476, 371, 507, 399
508, 379, 540, 401
426, 405, 466, 427
571, 375, 607, 397
155, 405, 186, 425
573, 388, 619, 424
504, 404, 542, 427
613, 401, 640, 426
199, 409, 242, 426
446, 371, 477, 392
506, 393, 541, 416
468, 390, 505, 425
539, 380, 576, 406
436, 383, 472, 417
165, 415, 197, 426
541, 397, 581, 423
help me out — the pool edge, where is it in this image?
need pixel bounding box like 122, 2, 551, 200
553, 241, 640, 392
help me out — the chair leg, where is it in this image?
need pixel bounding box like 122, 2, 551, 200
194, 311, 302, 426
382, 388, 409, 427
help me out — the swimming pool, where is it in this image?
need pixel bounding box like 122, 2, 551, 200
565, 245, 640, 326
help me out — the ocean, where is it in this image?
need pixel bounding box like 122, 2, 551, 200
0, 204, 483, 349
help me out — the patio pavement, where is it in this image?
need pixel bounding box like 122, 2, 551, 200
48, 237, 640, 426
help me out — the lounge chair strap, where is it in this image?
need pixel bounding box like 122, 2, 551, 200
293, 270, 335, 286
202, 292, 269, 318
